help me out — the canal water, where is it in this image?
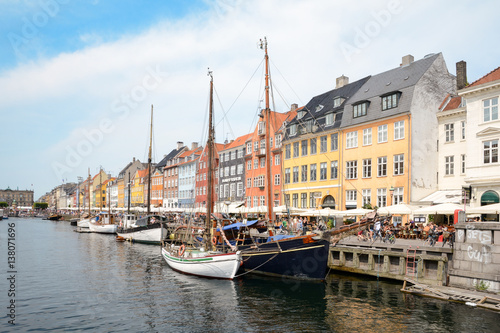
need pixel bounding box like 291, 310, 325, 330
1, 217, 498, 332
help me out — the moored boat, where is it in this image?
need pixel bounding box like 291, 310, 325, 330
88, 212, 117, 234
116, 214, 168, 244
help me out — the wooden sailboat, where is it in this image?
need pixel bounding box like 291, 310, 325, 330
116, 105, 168, 244
161, 70, 242, 279
77, 169, 93, 228
233, 38, 330, 280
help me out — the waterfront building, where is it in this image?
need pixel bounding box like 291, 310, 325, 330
0, 187, 34, 207
283, 54, 455, 215
107, 178, 118, 208
459, 65, 500, 209
91, 170, 109, 209
282, 76, 369, 210
245, 105, 297, 212
116, 157, 146, 208
131, 169, 147, 207
157, 142, 187, 209
178, 143, 202, 210
216, 134, 252, 212
194, 143, 223, 211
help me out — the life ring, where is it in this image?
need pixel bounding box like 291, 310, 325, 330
178, 244, 186, 256
212, 236, 218, 246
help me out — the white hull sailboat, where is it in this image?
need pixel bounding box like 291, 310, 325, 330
162, 246, 241, 279
161, 72, 242, 279
116, 215, 168, 244
88, 212, 117, 234
77, 217, 91, 228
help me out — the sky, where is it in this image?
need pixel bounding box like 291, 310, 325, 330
0, 0, 498, 200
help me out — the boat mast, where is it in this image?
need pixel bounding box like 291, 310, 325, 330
206, 69, 215, 251
99, 167, 102, 210
87, 168, 91, 215
261, 37, 274, 224
147, 105, 153, 217
127, 171, 131, 214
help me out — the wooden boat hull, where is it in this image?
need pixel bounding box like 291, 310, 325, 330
239, 236, 330, 281
116, 223, 168, 245
161, 247, 242, 279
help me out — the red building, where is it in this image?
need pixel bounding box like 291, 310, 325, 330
194, 143, 225, 211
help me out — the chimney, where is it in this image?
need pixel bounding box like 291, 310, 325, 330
191, 142, 198, 150
177, 141, 184, 149
336, 75, 349, 88
456, 61, 467, 90
133, 157, 136, 162
290, 103, 298, 111
401, 54, 414, 67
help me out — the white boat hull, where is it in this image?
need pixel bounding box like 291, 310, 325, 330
117, 226, 167, 244
88, 222, 117, 234
77, 218, 90, 228
161, 247, 241, 279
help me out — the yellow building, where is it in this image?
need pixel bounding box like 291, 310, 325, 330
117, 178, 125, 208
283, 76, 369, 210
91, 170, 109, 209
131, 169, 147, 207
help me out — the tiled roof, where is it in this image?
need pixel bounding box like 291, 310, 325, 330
222, 133, 253, 150
442, 96, 462, 111
467, 66, 500, 88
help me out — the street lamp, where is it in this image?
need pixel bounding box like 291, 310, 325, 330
389, 186, 395, 205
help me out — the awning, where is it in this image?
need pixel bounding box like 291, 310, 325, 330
220, 219, 259, 231
419, 190, 463, 204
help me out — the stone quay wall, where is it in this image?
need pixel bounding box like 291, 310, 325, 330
449, 222, 500, 293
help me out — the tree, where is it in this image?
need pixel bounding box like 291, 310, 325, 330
33, 202, 48, 209
0, 202, 8, 208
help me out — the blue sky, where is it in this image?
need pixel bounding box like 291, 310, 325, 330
0, 0, 498, 201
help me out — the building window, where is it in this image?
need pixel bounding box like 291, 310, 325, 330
310, 138, 317, 154
483, 140, 498, 164
346, 190, 357, 203
301, 140, 308, 156
254, 141, 259, 151
301, 165, 308, 182
331, 133, 338, 151
285, 144, 291, 159
461, 154, 466, 174
362, 159, 372, 178
362, 189, 371, 207
247, 178, 251, 188
274, 174, 280, 185
247, 160, 252, 171
289, 124, 297, 136
378, 124, 388, 143
377, 156, 387, 177
292, 193, 298, 208
253, 159, 258, 169
445, 156, 454, 175
346, 160, 357, 179
284, 168, 290, 184
394, 187, 403, 205
237, 149, 243, 158
260, 157, 265, 168
353, 102, 367, 118
309, 193, 317, 208
260, 195, 265, 206
363, 128, 372, 146
310, 164, 317, 181
275, 134, 282, 148
346, 131, 358, 149
224, 167, 229, 177
301, 193, 307, 208
394, 154, 404, 175
293, 166, 299, 183
461, 121, 466, 140
333, 97, 342, 107
330, 161, 338, 179
230, 165, 236, 176
325, 113, 334, 126
284, 194, 290, 206
382, 93, 399, 110
394, 120, 405, 140
275, 154, 280, 165
377, 188, 387, 207
320, 162, 327, 180
293, 142, 299, 158
237, 164, 243, 174
445, 123, 454, 142
483, 97, 498, 122
319, 136, 327, 153
253, 196, 258, 208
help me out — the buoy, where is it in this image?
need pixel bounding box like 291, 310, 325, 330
178, 244, 186, 256
169, 233, 175, 240
116, 236, 126, 242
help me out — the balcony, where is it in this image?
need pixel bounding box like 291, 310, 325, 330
256, 148, 266, 157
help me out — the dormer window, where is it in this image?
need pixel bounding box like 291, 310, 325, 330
297, 110, 306, 119
315, 104, 324, 112
333, 97, 345, 108
325, 113, 335, 126
353, 102, 369, 118
289, 124, 297, 136
381, 92, 400, 111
